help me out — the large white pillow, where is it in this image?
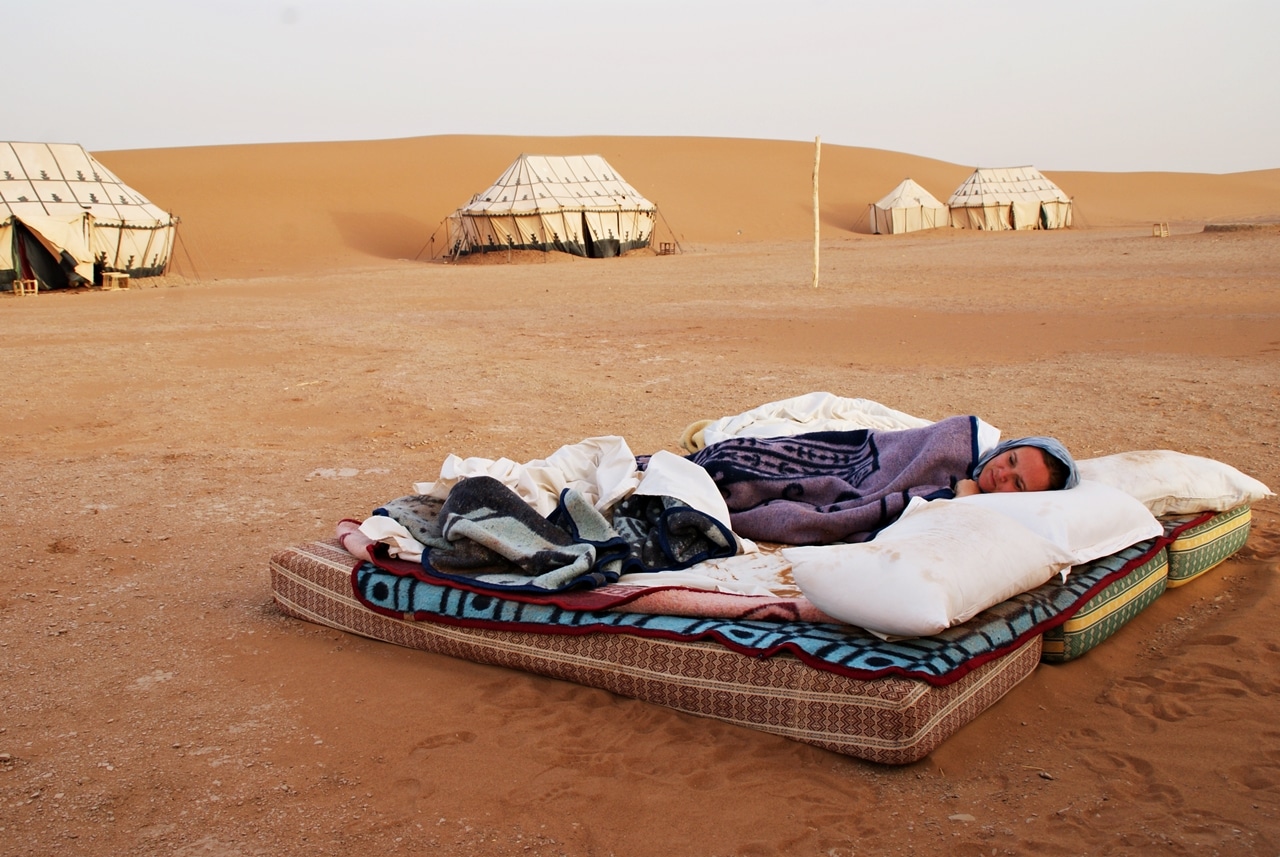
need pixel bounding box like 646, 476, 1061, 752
955, 479, 1163, 565
1077, 450, 1273, 517
784, 498, 1074, 638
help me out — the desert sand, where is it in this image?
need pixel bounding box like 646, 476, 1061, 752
2, 135, 1279, 856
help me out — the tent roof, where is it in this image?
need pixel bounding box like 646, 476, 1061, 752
873, 177, 947, 210
946, 166, 1070, 207
457, 154, 656, 215
0, 141, 173, 227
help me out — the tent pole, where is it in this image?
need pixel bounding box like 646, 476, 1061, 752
415, 218, 451, 261
160, 218, 174, 275
656, 208, 683, 254
812, 135, 821, 288
140, 221, 159, 275
110, 218, 124, 270
175, 225, 202, 282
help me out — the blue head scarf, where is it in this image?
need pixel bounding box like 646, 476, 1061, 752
972, 436, 1080, 490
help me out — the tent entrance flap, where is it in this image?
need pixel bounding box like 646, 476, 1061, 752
11, 219, 82, 290
583, 211, 620, 258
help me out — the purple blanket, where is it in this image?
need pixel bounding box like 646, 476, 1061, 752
686, 415, 981, 545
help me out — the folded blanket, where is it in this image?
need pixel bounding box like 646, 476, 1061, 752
686, 415, 981, 544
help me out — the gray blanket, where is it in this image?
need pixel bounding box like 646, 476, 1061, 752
374, 475, 738, 593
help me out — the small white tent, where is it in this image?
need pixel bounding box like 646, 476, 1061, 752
1, 141, 177, 290
447, 154, 657, 258
869, 178, 948, 234
947, 166, 1073, 231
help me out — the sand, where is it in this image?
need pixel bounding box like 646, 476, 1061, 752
2, 136, 1279, 855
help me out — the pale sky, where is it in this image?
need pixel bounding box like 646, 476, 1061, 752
10, 1, 1278, 173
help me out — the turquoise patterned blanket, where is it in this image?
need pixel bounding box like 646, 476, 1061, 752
353, 539, 1165, 685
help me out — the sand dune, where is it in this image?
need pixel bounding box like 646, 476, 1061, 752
96, 136, 1280, 278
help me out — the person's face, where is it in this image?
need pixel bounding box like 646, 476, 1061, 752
977, 446, 1052, 493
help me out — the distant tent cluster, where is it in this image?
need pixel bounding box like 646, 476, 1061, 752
444, 156, 1072, 256
3, 140, 1076, 288
2, 142, 177, 290
869, 167, 1072, 234
447, 158, 1073, 252
447, 154, 657, 258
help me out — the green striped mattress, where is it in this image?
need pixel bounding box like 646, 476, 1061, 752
1163, 505, 1252, 587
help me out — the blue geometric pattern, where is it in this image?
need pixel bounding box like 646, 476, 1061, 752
353, 539, 1162, 685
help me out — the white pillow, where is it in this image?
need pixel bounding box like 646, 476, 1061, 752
784, 498, 1074, 638
1077, 450, 1273, 517
955, 479, 1163, 565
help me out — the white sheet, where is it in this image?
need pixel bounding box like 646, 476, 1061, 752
616, 545, 796, 597
413, 435, 641, 517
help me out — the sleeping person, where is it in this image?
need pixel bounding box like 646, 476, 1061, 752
346, 411, 1080, 573
684, 415, 1078, 546
954, 437, 1076, 497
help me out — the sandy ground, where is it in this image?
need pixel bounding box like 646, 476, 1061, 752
3, 137, 1280, 855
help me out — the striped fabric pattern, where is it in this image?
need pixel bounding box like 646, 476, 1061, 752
1041, 550, 1169, 663
1163, 505, 1252, 587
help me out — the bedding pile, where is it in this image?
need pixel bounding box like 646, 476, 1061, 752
371, 473, 738, 594
271, 392, 1272, 762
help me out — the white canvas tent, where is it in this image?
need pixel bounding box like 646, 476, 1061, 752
869, 178, 948, 234
946, 166, 1073, 230
447, 154, 657, 258
1, 141, 177, 290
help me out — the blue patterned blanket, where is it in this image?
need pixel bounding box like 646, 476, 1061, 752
353, 538, 1165, 686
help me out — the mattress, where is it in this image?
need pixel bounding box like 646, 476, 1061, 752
269, 504, 1252, 763
1041, 546, 1169, 663
270, 538, 1041, 765
1163, 505, 1252, 587
1040, 506, 1251, 662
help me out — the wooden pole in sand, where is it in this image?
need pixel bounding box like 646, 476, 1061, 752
812, 135, 821, 288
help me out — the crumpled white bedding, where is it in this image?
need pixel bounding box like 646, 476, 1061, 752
367, 439, 754, 572
684, 391, 1002, 454
348, 393, 1263, 638
413, 435, 641, 517
360, 394, 1007, 599
407, 394, 1001, 522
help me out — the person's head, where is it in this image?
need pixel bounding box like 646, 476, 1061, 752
972, 436, 1078, 493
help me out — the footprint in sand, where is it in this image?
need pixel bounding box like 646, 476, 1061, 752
390, 777, 424, 800
1190, 634, 1239, 646
1082, 749, 1185, 808
409, 730, 477, 760
1100, 675, 1198, 724
1229, 757, 1280, 793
